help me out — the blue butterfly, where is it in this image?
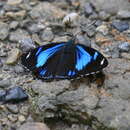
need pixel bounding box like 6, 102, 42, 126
21, 39, 108, 80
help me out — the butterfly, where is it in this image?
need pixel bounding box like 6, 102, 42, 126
21, 39, 108, 80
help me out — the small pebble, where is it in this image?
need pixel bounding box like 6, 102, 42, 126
8, 114, 18, 123
94, 20, 102, 27
18, 122, 50, 130
18, 115, 26, 123
28, 23, 45, 33
95, 33, 110, 44
111, 49, 120, 58
84, 2, 94, 16
0, 22, 9, 40
86, 25, 96, 37
0, 42, 7, 57
0, 90, 6, 101
19, 106, 28, 116
0, 9, 5, 17
117, 10, 130, 19
89, 12, 98, 19
6, 48, 21, 65
19, 37, 36, 52
7, 0, 23, 6
0, 79, 11, 88
96, 24, 109, 35
6, 10, 26, 20
0, 59, 3, 67
0, 118, 9, 125
14, 65, 24, 74
29, 2, 66, 20
111, 21, 129, 32
4, 87, 28, 103
0, 2, 4, 7
118, 42, 130, 52
76, 34, 91, 47
6, 104, 19, 114
32, 34, 43, 45
53, 36, 68, 43
99, 11, 110, 20
121, 53, 130, 60
40, 28, 54, 42
63, 12, 79, 26
9, 29, 29, 42
9, 21, 19, 29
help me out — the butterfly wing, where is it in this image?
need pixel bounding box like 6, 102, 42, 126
21, 42, 78, 80
74, 44, 108, 76
21, 42, 65, 78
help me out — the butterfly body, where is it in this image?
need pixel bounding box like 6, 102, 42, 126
21, 39, 108, 80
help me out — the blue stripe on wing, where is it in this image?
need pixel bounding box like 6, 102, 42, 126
93, 52, 98, 60
75, 46, 99, 71
39, 69, 47, 76
36, 43, 64, 68
36, 47, 43, 56
76, 45, 92, 71
68, 70, 75, 76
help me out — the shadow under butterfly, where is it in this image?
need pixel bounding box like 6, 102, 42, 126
21, 36, 108, 81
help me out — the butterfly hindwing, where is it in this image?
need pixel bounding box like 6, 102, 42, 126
21, 41, 108, 80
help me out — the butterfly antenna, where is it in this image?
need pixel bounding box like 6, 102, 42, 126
59, 32, 74, 37
80, 20, 96, 32
59, 21, 96, 42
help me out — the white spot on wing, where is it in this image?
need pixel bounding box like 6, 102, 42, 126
101, 58, 105, 65
26, 52, 31, 59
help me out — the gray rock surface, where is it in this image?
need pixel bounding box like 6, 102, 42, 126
0, 22, 9, 40
88, 0, 130, 14
98, 11, 110, 20
9, 21, 19, 29
18, 122, 50, 130
29, 57, 130, 130
19, 37, 36, 52
0, 79, 11, 88
117, 10, 130, 19
84, 3, 94, 16
6, 104, 19, 114
29, 2, 66, 21
6, 10, 26, 20
9, 29, 29, 42
96, 24, 109, 35
95, 97, 130, 130
111, 21, 129, 32
40, 28, 54, 42
118, 42, 130, 52
1, 0, 130, 130
6, 48, 21, 65
7, 0, 23, 6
